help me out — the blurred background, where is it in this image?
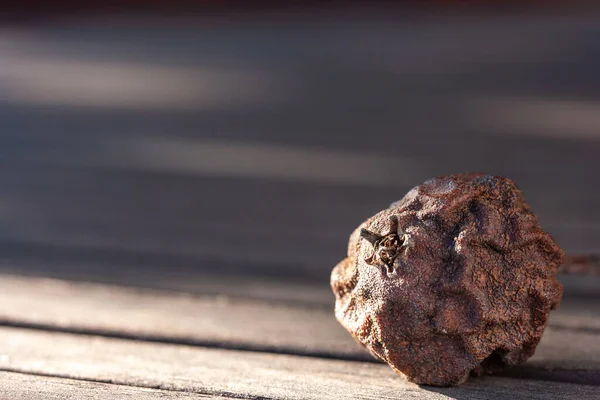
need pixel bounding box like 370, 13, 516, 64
0, 3, 598, 305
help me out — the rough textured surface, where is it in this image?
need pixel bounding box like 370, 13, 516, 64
331, 173, 564, 386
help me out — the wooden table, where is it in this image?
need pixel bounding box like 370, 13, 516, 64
1, 9, 600, 399
0, 268, 599, 399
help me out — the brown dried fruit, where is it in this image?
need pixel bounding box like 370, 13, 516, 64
331, 174, 563, 386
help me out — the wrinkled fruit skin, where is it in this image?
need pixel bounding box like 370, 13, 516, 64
331, 174, 563, 386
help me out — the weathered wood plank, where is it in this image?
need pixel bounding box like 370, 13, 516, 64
0, 275, 598, 357
0, 275, 363, 359
0, 250, 334, 306
0, 327, 597, 400
0, 371, 215, 399
0, 275, 598, 384
0, 239, 597, 307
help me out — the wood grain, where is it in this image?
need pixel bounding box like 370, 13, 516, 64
0, 371, 215, 400
0, 275, 361, 359
0, 275, 598, 385
0, 327, 598, 400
